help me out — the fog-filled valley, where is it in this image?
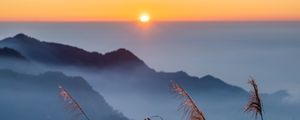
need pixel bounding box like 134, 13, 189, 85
0, 34, 299, 120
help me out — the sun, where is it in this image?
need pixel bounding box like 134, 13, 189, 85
139, 14, 150, 23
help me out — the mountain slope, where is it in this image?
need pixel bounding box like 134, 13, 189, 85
0, 33, 296, 120
0, 47, 27, 60
0, 33, 246, 95
0, 69, 128, 120
0, 33, 147, 70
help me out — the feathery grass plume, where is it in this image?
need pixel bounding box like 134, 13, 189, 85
58, 85, 90, 120
171, 80, 206, 120
245, 77, 263, 120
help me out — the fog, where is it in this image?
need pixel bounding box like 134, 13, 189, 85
1, 59, 298, 120
0, 22, 299, 98
1, 22, 300, 120
0, 68, 128, 120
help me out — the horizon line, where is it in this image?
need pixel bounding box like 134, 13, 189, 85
0, 19, 300, 23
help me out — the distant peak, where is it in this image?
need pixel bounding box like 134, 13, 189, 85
116, 48, 134, 54
105, 48, 137, 58
0, 33, 38, 44
0, 47, 27, 60
14, 33, 30, 39
0, 47, 20, 54
103, 48, 146, 66
10, 33, 40, 43
201, 74, 216, 79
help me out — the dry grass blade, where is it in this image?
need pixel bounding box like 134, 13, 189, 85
171, 80, 206, 120
245, 77, 263, 120
59, 85, 91, 120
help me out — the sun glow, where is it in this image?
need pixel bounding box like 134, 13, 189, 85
139, 14, 150, 23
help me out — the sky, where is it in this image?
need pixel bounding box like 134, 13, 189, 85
1, 0, 300, 21
0, 22, 300, 102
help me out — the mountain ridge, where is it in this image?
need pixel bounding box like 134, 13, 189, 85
1, 33, 294, 120
0, 33, 147, 70
0, 69, 128, 120
0, 33, 250, 96
0, 47, 27, 60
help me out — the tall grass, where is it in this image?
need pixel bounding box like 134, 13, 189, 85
57, 77, 265, 120
245, 77, 264, 120
58, 85, 90, 120
171, 80, 206, 120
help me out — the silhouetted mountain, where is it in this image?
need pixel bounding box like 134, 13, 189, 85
0, 47, 27, 60
0, 34, 247, 96
0, 34, 296, 120
0, 33, 147, 70
0, 69, 128, 120
0, 47, 32, 73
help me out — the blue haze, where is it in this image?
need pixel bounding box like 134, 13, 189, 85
0, 22, 300, 101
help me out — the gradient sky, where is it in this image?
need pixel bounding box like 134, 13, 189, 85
1, 0, 300, 21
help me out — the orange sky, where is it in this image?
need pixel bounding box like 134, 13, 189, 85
0, 0, 299, 21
